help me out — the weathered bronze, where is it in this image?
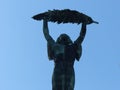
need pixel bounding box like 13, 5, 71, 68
43, 19, 87, 90
33, 9, 98, 90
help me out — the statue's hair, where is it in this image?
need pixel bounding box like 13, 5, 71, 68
56, 34, 73, 44
47, 34, 75, 60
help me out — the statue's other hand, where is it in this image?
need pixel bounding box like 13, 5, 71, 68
43, 18, 48, 23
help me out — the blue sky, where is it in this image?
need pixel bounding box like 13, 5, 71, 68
0, 0, 120, 90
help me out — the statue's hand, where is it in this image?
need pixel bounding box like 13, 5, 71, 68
43, 17, 47, 21
43, 18, 48, 29
43, 18, 48, 24
81, 22, 87, 31
82, 22, 87, 27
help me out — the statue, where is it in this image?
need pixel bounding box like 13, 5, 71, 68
32, 9, 98, 90
43, 19, 87, 90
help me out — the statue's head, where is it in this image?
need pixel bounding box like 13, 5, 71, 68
56, 34, 73, 45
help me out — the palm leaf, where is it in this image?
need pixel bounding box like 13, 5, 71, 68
32, 9, 98, 24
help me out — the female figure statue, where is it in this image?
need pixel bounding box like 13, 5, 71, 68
43, 19, 87, 90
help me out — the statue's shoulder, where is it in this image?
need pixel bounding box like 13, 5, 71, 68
53, 44, 65, 55
47, 43, 65, 60
73, 43, 82, 61
47, 43, 55, 60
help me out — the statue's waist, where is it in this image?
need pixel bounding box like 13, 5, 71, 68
54, 53, 76, 62
54, 62, 74, 74
55, 61, 74, 67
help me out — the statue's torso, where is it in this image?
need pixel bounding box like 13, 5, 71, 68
52, 43, 76, 63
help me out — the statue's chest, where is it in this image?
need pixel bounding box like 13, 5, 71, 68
53, 44, 76, 61
53, 44, 65, 55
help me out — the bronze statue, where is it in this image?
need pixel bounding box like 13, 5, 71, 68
43, 19, 87, 90
32, 9, 98, 90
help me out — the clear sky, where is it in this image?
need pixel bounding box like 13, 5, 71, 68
0, 0, 120, 90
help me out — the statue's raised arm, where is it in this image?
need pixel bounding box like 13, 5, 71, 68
43, 19, 55, 44
43, 19, 55, 60
74, 23, 87, 45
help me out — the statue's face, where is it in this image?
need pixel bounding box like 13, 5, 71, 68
57, 34, 72, 45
